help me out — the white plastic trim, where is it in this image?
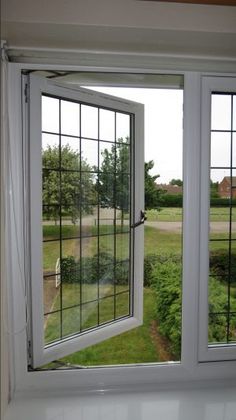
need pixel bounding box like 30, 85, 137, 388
29, 74, 144, 367
6, 63, 236, 395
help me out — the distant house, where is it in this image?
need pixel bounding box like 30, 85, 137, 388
157, 184, 183, 195
218, 176, 236, 198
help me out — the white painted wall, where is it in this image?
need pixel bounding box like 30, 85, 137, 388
2, 0, 236, 58
2, 0, 236, 33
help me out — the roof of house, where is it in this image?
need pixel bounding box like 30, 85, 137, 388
220, 176, 236, 187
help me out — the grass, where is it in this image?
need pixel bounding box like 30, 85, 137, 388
45, 287, 161, 366
43, 224, 182, 273
146, 207, 236, 222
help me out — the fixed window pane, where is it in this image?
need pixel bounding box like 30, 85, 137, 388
211, 94, 231, 131
208, 92, 236, 346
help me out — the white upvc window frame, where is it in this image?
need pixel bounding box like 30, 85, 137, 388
6, 62, 236, 396
29, 74, 144, 368
199, 75, 236, 362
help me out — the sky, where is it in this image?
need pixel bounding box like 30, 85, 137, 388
88, 87, 184, 184
42, 86, 234, 185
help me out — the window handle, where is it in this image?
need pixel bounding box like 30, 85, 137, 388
131, 210, 147, 228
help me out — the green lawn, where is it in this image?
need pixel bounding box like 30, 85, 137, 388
43, 224, 182, 272
45, 286, 163, 366
146, 207, 236, 222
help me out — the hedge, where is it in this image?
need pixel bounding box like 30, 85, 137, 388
60, 252, 129, 285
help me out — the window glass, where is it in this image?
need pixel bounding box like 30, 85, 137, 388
42, 86, 184, 367
209, 93, 236, 345
42, 95, 132, 346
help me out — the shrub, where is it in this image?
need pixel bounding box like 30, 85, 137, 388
60, 253, 129, 286
151, 259, 182, 358
161, 194, 183, 208
210, 250, 236, 282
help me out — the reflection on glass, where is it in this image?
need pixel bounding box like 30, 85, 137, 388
62, 282, 80, 310
61, 222, 80, 240
115, 292, 129, 318
81, 302, 98, 330
211, 132, 231, 168
81, 105, 98, 139
115, 261, 129, 288
100, 109, 115, 141
99, 234, 115, 257
211, 94, 231, 131
62, 306, 80, 337
99, 275, 114, 299
43, 276, 59, 314
61, 100, 80, 137
43, 240, 60, 274
99, 207, 115, 235
117, 233, 129, 261
82, 283, 98, 305
116, 112, 130, 142
42, 96, 59, 133
229, 315, 236, 342
44, 312, 61, 345
208, 313, 227, 344
62, 239, 80, 260
99, 297, 114, 324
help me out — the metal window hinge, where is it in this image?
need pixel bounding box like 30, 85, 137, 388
27, 339, 32, 365
24, 83, 29, 103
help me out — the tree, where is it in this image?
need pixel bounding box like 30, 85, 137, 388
145, 160, 165, 210
210, 179, 219, 198
42, 144, 95, 224
98, 138, 129, 225
98, 141, 164, 217
169, 179, 183, 187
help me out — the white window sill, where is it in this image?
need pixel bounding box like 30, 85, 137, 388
5, 383, 236, 420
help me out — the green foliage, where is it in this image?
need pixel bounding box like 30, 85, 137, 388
210, 197, 236, 206
169, 179, 183, 186
208, 277, 236, 342
210, 180, 220, 198
161, 194, 183, 207
145, 160, 165, 210
151, 259, 182, 358
60, 253, 128, 286
97, 138, 130, 215
210, 250, 236, 282
42, 144, 95, 224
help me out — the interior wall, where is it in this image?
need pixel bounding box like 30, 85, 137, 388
2, 0, 236, 59
2, 0, 236, 33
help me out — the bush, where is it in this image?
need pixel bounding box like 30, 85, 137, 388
60, 253, 129, 286
210, 250, 236, 282
151, 259, 182, 358
161, 194, 183, 207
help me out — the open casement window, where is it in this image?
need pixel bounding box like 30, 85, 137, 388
28, 75, 144, 368
199, 76, 236, 362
